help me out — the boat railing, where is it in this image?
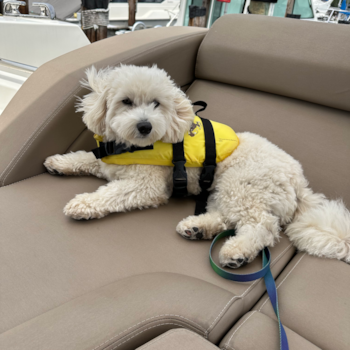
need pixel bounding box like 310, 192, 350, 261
0, 58, 37, 72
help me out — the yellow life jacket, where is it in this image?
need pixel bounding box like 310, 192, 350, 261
93, 116, 239, 167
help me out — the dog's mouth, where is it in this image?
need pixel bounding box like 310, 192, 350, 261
122, 132, 157, 148
109, 114, 166, 147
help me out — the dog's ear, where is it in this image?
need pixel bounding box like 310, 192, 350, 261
162, 90, 194, 143
76, 66, 113, 135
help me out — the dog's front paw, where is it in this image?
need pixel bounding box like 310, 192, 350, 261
219, 236, 258, 269
64, 194, 107, 220
176, 214, 226, 240
44, 154, 72, 176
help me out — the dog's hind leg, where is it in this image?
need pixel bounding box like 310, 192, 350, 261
176, 211, 227, 240
44, 151, 104, 178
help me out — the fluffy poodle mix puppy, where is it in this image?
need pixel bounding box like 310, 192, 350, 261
44, 65, 350, 268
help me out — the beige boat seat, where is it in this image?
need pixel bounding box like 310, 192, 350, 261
220, 254, 350, 350
0, 14, 349, 350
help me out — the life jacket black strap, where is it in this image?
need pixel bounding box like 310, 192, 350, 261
172, 141, 188, 197
92, 141, 153, 159
195, 117, 216, 215
171, 101, 216, 215
171, 101, 207, 198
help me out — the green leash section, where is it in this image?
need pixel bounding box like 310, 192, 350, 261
209, 229, 289, 350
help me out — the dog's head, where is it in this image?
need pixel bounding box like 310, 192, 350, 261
77, 65, 194, 147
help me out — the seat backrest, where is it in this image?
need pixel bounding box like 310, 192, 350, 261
196, 15, 350, 112
191, 15, 350, 204
0, 26, 206, 187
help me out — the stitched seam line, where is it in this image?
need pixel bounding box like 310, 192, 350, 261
1, 173, 46, 189
258, 252, 306, 312
0, 85, 82, 186
103, 323, 197, 350
137, 331, 179, 350
224, 311, 257, 350
0, 32, 205, 187
91, 315, 205, 350
206, 242, 293, 333
139, 329, 215, 350
222, 345, 236, 350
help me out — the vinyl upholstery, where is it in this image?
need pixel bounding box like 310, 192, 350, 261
221, 254, 350, 350
220, 312, 321, 350
254, 254, 350, 350
196, 15, 350, 112
0, 14, 349, 350
0, 174, 293, 349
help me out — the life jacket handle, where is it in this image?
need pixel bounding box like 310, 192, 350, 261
192, 101, 207, 115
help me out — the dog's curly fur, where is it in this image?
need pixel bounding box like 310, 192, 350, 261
44, 65, 350, 268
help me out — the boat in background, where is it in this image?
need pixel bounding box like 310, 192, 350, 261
313, 0, 350, 23
0, 1, 89, 115
65, 0, 180, 30
108, 0, 180, 28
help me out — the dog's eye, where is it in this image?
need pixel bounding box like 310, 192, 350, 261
153, 100, 160, 108
122, 98, 133, 106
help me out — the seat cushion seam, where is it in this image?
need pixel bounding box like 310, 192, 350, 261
98, 322, 201, 350
0, 32, 205, 187
0, 84, 82, 186
1, 173, 46, 189
207, 242, 293, 334
258, 252, 306, 312
223, 310, 322, 350
136, 330, 180, 350
221, 345, 236, 350
194, 21, 219, 80
223, 311, 257, 350
138, 329, 213, 350
91, 316, 206, 350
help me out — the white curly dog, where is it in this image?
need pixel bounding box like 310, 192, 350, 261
44, 65, 350, 268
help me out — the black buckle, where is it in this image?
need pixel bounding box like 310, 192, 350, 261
172, 160, 188, 192
173, 160, 187, 188
199, 164, 216, 191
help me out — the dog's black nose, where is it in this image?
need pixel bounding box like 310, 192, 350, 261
137, 121, 152, 135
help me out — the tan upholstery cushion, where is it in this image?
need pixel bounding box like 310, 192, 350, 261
2, 15, 349, 350
254, 253, 350, 349
196, 15, 350, 112
136, 329, 219, 350
0, 174, 294, 349
0, 26, 207, 187
220, 312, 321, 350
187, 80, 350, 206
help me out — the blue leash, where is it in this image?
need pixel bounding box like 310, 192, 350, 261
209, 229, 289, 350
